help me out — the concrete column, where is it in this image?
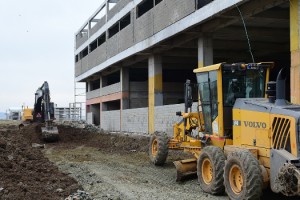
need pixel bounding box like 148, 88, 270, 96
290, 0, 300, 103
121, 68, 129, 109
106, 0, 109, 22
198, 35, 213, 68
148, 55, 163, 134
99, 103, 103, 128
88, 21, 91, 38
87, 81, 91, 92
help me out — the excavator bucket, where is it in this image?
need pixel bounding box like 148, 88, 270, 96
41, 126, 59, 142
173, 158, 197, 182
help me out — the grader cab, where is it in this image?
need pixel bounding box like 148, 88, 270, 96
149, 63, 300, 199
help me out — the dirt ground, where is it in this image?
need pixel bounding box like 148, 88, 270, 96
0, 121, 80, 200
0, 121, 296, 200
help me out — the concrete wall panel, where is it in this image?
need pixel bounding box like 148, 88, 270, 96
108, 0, 132, 21
154, 0, 196, 34
134, 10, 154, 43
81, 57, 89, 73
101, 82, 121, 96
90, 17, 106, 36
122, 107, 148, 133
118, 24, 134, 52
76, 34, 88, 49
86, 88, 101, 100
167, 0, 196, 25
88, 43, 107, 68
75, 61, 82, 77
101, 110, 120, 131
107, 34, 119, 58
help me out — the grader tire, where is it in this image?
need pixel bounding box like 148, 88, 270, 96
224, 150, 263, 200
197, 146, 226, 195
149, 132, 169, 166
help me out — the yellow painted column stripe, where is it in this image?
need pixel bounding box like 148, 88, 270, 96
198, 61, 204, 68
290, 0, 300, 103
291, 0, 299, 52
148, 74, 162, 134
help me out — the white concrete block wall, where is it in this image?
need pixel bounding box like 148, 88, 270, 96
87, 112, 93, 124
98, 103, 198, 135
101, 110, 120, 131
122, 107, 148, 133
154, 103, 198, 136
129, 81, 148, 108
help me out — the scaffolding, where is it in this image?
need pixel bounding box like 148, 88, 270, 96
73, 81, 86, 121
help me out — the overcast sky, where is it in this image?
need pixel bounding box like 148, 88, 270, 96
0, 0, 103, 112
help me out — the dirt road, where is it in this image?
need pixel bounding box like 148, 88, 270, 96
0, 121, 294, 200
41, 125, 224, 200
45, 146, 226, 200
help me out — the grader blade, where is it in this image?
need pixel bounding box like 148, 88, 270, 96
41, 126, 59, 142
174, 158, 197, 182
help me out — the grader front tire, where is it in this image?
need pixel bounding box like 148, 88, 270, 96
224, 150, 263, 200
149, 132, 169, 166
197, 146, 226, 195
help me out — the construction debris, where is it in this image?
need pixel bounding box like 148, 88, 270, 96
65, 190, 93, 200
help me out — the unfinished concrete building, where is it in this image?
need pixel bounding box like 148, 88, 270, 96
75, 0, 298, 134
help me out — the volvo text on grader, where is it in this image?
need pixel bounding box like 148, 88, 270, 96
149, 62, 300, 199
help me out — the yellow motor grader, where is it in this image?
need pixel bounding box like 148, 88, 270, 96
149, 63, 300, 199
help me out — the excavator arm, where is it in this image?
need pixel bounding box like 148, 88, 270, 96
33, 81, 59, 142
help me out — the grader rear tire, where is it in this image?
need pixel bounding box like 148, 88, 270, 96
149, 132, 169, 166
197, 146, 226, 195
224, 150, 263, 200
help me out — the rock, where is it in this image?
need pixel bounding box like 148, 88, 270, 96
32, 143, 45, 148
7, 155, 13, 161
0, 187, 4, 192
65, 190, 93, 200
56, 188, 64, 193
0, 139, 7, 149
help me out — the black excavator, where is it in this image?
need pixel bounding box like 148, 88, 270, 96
21, 81, 59, 142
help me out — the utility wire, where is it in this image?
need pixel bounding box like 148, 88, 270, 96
236, 5, 255, 63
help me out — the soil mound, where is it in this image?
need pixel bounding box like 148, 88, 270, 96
0, 123, 80, 200
55, 125, 150, 153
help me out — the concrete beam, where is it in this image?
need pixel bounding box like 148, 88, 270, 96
201, 0, 288, 32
